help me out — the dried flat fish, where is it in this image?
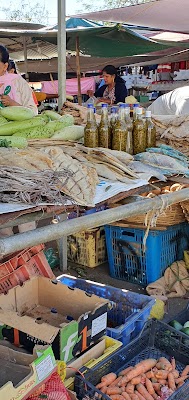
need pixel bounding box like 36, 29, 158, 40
43, 147, 98, 206
0, 148, 53, 171
89, 149, 138, 178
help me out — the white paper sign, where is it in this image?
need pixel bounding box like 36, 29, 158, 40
91, 312, 107, 337
35, 354, 54, 381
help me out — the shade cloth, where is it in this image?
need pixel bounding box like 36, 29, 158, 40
74, 0, 189, 33
41, 76, 95, 95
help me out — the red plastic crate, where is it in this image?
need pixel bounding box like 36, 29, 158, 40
0, 244, 45, 279
0, 250, 54, 294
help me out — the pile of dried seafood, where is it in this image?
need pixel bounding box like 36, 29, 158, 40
152, 114, 189, 156
0, 166, 74, 205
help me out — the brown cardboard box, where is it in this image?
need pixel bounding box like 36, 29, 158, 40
0, 344, 56, 400
0, 277, 109, 362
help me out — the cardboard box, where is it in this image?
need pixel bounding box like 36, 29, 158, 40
0, 277, 109, 363
0, 344, 56, 400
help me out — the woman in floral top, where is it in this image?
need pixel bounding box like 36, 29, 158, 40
89, 65, 127, 104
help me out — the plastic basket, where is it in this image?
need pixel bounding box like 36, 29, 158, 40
0, 251, 54, 294
105, 222, 189, 285
58, 274, 155, 344
167, 304, 189, 345
74, 319, 189, 400
57, 336, 122, 390
67, 227, 107, 268
0, 244, 45, 278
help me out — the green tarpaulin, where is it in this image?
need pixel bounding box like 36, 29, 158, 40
36, 25, 173, 58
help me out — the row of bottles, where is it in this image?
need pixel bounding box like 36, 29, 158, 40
84, 103, 156, 154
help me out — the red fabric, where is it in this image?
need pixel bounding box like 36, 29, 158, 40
179, 61, 186, 69
157, 63, 171, 72
27, 373, 71, 400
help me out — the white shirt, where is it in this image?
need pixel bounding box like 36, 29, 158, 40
148, 86, 189, 116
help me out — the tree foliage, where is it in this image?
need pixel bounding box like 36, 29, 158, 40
79, 0, 150, 12
1, 0, 49, 24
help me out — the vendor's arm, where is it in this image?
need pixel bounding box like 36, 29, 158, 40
0, 95, 21, 107
14, 76, 38, 115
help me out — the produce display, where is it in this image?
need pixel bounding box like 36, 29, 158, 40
95, 358, 189, 400
0, 106, 83, 143
169, 319, 189, 336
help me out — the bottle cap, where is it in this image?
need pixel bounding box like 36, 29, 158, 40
133, 103, 139, 108
111, 107, 117, 113
145, 110, 151, 117
124, 103, 130, 107
87, 103, 94, 108
119, 103, 125, 107
102, 103, 108, 107
136, 108, 143, 115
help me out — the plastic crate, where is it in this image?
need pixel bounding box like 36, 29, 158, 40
0, 251, 54, 294
57, 336, 122, 390
167, 304, 189, 345
74, 319, 189, 400
67, 227, 107, 268
0, 244, 45, 278
105, 222, 189, 285
58, 274, 155, 344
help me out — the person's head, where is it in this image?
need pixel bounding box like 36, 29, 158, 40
8, 59, 17, 74
102, 65, 117, 86
0, 45, 9, 76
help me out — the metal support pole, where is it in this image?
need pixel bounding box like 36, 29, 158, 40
0, 188, 189, 258
23, 36, 29, 82
58, 0, 66, 112
76, 36, 82, 105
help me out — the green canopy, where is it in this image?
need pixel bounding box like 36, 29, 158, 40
37, 25, 173, 58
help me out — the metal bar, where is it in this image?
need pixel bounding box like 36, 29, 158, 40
0, 188, 189, 258
76, 36, 82, 105
58, 0, 66, 112
22, 36, 29, 82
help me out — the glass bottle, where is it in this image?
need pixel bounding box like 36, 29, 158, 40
125, 106, 133, 155
110, 106, 117, 146
112, 104, 127, 151
145, 110, 156, 148
133, 103, 140, 121
133, 107, 147, 155
98, 104, 111, 148
84, 104, 98, 148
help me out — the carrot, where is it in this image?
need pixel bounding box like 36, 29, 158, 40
156, 379, 167, 385
172, 370, 179, 379
125, 383, 134, 394
155, 370, 168, 380
167, 372, 176, 391
136, 383, 154, 400
109, 377, 123, 387
155, 362, 167, 370
122, 393, 131, 400
177, 381, 185, 388
131, 376, 142, 385
135, 390, 146, 400
96, 382, 107, 389
181, 365, 189, 377
152, 383, 162, 392
171, 357, 176, 370
119, 359, 157, 385
101, 386, 108, 394
110, 395, 125, 400
146, 371, 155, 379
158, 357, 172, 371
107, 387, 123, 395
130, 395, 139, 400
145, 378, 157, 397
102, 373, 117, 385
175, 375, 189, 384
151, 378, 158, 383
119, 367, 134, 376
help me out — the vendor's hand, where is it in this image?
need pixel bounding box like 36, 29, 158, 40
0, 95, 14, 107
87, 90, 94, 97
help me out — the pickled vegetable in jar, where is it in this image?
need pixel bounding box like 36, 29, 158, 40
145, 110, 156, 148
133, 108, 147, 154
84, 104, 98, 148
98, 104, 111, 148
124, 105, 133, 155
112, 104, 127, 151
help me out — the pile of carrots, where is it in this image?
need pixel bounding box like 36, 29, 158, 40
95, 357, 189, 400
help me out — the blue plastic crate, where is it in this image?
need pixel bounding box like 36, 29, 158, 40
105, 222, 189, 285
74, 319, 189, 400
58, 274, 155, 345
